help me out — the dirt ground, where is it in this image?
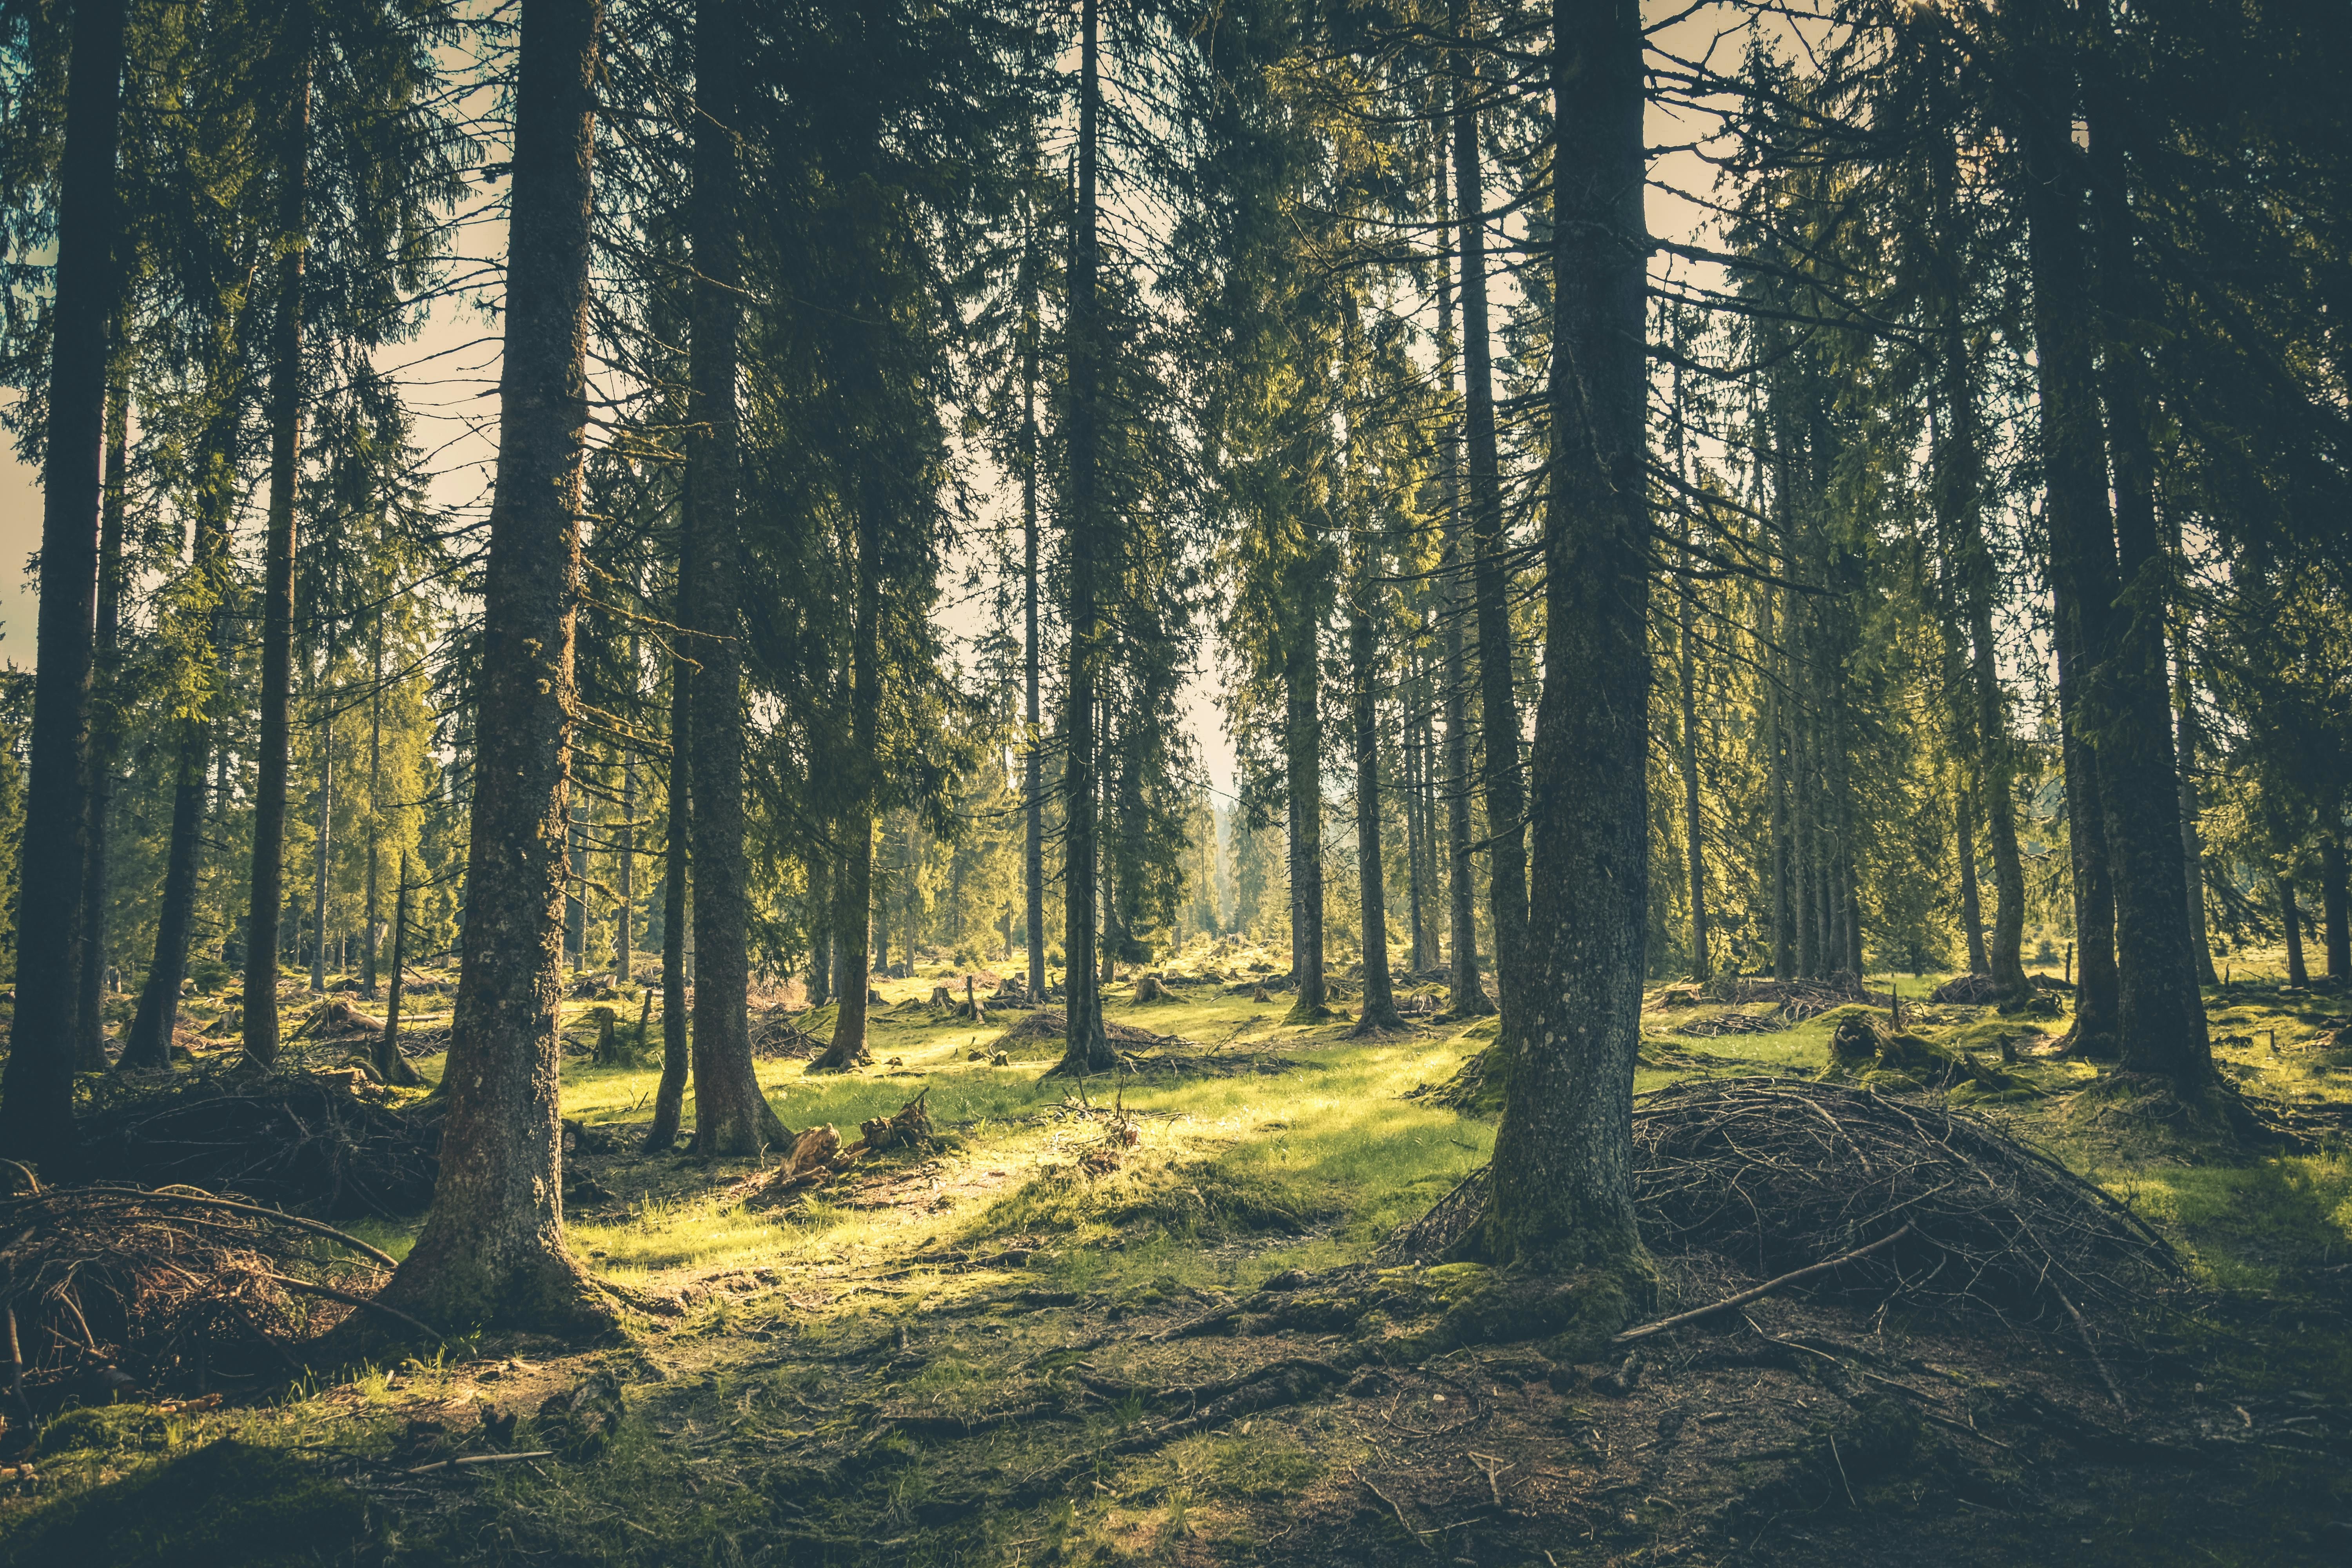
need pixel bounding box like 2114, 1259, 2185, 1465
2, 947, 2347, 1566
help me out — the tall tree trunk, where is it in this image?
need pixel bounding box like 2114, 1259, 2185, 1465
1482, 0, 1650, 1303
680, 0, 779, 1153
1430, 122, 1487, 1014
811, 483, 882, 1070
568, 802, 586, 972
1348, 469, 1403, 1036
1676, 544, 1710, 981
2055, 608, 2120, 1058
1020, 153, 1047, 1005
2323, 829, 2350, 984
2174, 666, 2217, 985
2279, 875, 2307, 987
375, 852, 421, 1085
1402, 671, 1432, 975
617, 637, 637, 983
0, 0, 130, 1169
645, 619, 691, 1150
1052, 0, 1115, 1075
1956, 791, 1989, 974
243, 16, 314, 1069
76, 373, 131, 1071
1766, 588, 1792, 980
1452, 7, 1525, 1040
2018, 18, 2210, 1086
374, 0, 615, 1338
310, 665, 334, 993
362, 621, 383, 998
120, 372, 241, 1074
1282, 604, 1327, 1020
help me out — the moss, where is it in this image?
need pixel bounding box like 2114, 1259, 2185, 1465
0, 1439, 370, 1567
38, 1404, 181, 1458
1382, 1259, 1651, 1364
964, 1158, 1334, 1241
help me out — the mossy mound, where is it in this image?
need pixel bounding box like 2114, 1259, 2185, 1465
0, 1439, 370, 1568
1822, 1008, 2034, 1097
963, 1157, 1333, 1241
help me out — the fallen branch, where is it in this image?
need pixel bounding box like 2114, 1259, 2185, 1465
254, 1272, 441, 1344
86, 1187, 400, 1270
405, 1450, 555, 1475
1612, 1224, 1916, 1344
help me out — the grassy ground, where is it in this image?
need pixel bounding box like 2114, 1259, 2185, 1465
3, 943, 2348, 1565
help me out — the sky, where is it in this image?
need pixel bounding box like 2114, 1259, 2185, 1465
0, 1, 1748, 809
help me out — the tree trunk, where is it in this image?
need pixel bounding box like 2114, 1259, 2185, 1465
1348, 465, 1403, 1036
310, 667, 334, 993
1401, 673, 1431, 977
1021, 173, 1046, 1002
806, 846, 830, 1006
2174, 666, 2218, 985
2056, 611, 2120, 1058
617, 642, 636, 983
1051, 0, 1115, 1076
373, 0, 615, 1339
76, 374, 131, 1071
1282, 604, 1328, 1020
2019, 20, 2210, 1085
120, 371, 241, 1074
375, 852, 422, 1086
678, 0, 779, 1153
810, 482, 883, 1071
1766, 588, 1792, 980
0, 0, 130, 1170
362, 622, 383, 998
1483, 0, 1650, 1302
2279, 875, 2308, 987
242, 20, 314, 1069
2323, 829, 2350, 984
1676, 542, 1710, 981
1453, 7, 1526, 1045
1437, 207, 1488, 1018
1956, 790, 1989, 974
646, 588, 692, 1150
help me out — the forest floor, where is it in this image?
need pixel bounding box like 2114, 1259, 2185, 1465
1, 945, 2348, 1566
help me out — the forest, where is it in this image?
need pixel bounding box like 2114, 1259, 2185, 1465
0, 0, 2343, 1560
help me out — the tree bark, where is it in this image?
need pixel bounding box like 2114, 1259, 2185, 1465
1348, 439, 1403, 1035
1676, 538, 1710, 981
810, 475, 882, 1071
2323, 829, 2350, 984
362, 621, 384, 998
2279, 875, 2308, 987
645, 593, 692, 1150
0, 0, 130, 1170
1765, 587, 1792, 980
1020, 143, 1047, 1006
375, 852, 421, 1085
1434, 144, 1490, 1015
1482, 0, 1650, 1294
1051, 0, 1115, 1076
2055, 598, 2120, 1058
677, 0, 780, 1152
374, 0, 616, 1339
2017, 14, 2210, 1085
76, 373, 131, 1071
310, 664, 334, 993
121, 367, 241, 1074
617, 638, 637, 983
1453, 7, 1526, 1047
1956, 789, 1989, 974
2174, 666, 2218, 985
242, 16, 314, 1069
1282, 598, 1328, 1021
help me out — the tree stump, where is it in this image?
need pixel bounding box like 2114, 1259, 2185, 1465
590, 1005, 630, 1067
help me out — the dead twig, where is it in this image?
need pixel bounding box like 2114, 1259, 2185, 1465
1613, 1225, 1915, 1344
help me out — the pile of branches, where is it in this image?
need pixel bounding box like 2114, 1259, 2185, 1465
1389, 1078, 2176, 1323
0, 1178, 414, 1403
1709, 976, 1897, 1022
81, 1068, 441, 1217
1670, 1009, 1787, 1038
750, 1011, 820, 1060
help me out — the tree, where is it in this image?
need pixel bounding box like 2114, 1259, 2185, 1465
1475, 0, 1650, 1311
374, 0, 619, 1336
0, 0, 131, 1171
